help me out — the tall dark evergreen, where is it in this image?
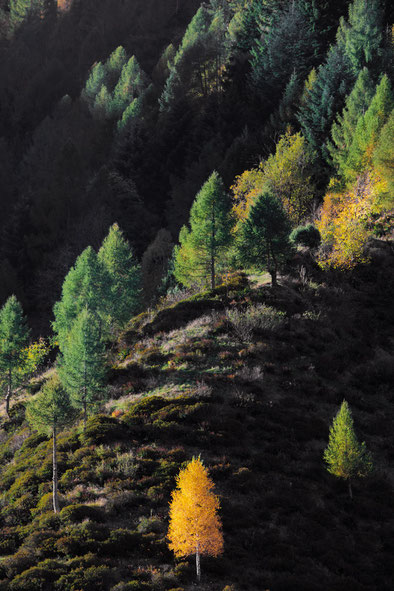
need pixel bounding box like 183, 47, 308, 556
297, 44, 353, 165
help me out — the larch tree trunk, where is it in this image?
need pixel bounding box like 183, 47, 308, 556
5, 368, 12, 417
52, 426, 60, 513
196, 541, 201, 582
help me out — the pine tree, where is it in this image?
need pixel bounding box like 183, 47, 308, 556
297, 44, 353, 164
0, 296, 30, 416
373, 109, 394, 194
93, 85, 114, 120
9, 0, 44, 29
324, 400, 373, 498
250, 3, 316, 100
237, 191, 292, 286
82, 62, 108, 108
53, 246, 109, 352
168, 457, 223, 582
105, 46, 128, 90
98, 223, 142, 329
327, 67, 375, 174
344, 74, 393, 180
337, 0, 383, 76
112, 56, 147, 116
58, 308, 106, 429
174, 172, 233, 289
26, 375, 75, 512
117, 97, 144, 132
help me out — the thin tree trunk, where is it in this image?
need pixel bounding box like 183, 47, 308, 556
83, 398, 87, 431
5, 369, 12, 417
53, 426, 59, 513
211, 254, 215, 290
196, 541, 201, 582
348, 479, 353, 499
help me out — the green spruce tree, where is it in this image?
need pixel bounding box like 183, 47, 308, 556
0, 296, 30, 416
337, 0, 383, 76
327, 67, 375, 174
98, 223, 142, 329
297, 44, 353, 164
58, 308, 106, 430
324, 400, 373, 498
26, 375, 75, 513
174, 172, 233, 289
237, 191, 292, 286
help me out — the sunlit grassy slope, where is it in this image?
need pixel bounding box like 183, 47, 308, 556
0, 262, 394, 591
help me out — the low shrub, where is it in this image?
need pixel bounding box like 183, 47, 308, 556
226, 304, 285, 342
7, 470, 40, 501
290, 224, 321, 248
37, 512, 61, 531
80, 415, 127, 446
55, 565, 113, 591
33, 492, 66, 516
101, 529, 141, 557
137, 516, 164, 534
60, 504, 105, 524
0, 527, 20, 555
9, 564, 65, 591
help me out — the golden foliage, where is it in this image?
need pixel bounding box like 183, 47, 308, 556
231, 130, 315, 226
167, 457, 223, 558
317, 173, 381, 269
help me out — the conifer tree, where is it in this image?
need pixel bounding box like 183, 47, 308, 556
337, 0, 383, 76
0, 296, 30, 416
250, 3, 316, 99
168, 457, 223, 582
344, 74, 393, 180
324, 400, 372, 499
174, 172, 233, 289
98, 223, 142, 329
297, 44, 353, 163
26, 375, 75, 513
93, 85, 114, 120
9, 0, 44, 29
105, 46, 128, 90
327, 67, 375, 174
113, 56, 147, 116
237, 191, 292, 286
82, 62, 108, 108
53, 246, 109, 352
58, 308, 106, 429
373, 109, 394, 194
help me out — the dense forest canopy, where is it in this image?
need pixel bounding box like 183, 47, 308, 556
0, 0, 391, 333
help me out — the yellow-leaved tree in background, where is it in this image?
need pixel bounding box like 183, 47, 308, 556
231, 130, 315, 227
167, 457, 223, 582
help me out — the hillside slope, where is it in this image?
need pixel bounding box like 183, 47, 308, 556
0, 254, 393, 590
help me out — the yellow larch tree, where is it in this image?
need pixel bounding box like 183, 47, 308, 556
167, 457, 223, 582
